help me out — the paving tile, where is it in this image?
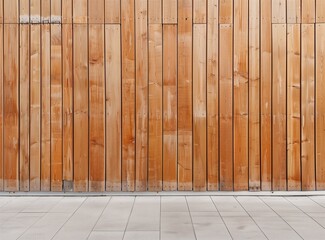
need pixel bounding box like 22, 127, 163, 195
237, 196, 273, 213
123, 231, 159, 240
161, 212, 196, 240
191, 212, 231, 240
49, 197, 85, 213
186, 196, 217, 212
161, 196, 188, 212
88, 231, 124, 240
94, 196, 134, 231
0, 197, 39, 213
286, 197, 325, 213
211, 196, 247, 216
22, 197, 62, 213
309, 196, 325, 208
0, 197, 12, 208
127, 197, 160, 231
260, 197, 305, 216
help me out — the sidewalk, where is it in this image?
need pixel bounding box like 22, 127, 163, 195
1, 195, 325, 239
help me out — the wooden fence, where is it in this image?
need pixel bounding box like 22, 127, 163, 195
0, 0, 325, 192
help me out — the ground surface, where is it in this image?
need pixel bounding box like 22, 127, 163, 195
1, 196, 325, 239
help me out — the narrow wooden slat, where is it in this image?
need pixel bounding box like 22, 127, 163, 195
163, 0, 177, 24
287, 24, 301, 190
106, 25, 121, 191
163, 24, 177, 191
233, 0, 248, 191
62, 0, 73, 24
89, 24, 105, 192
0, 23, 3, 191
51, 0, 61, 22
302, 0, 315, 23
19, 24, 30, 191
0, 0, 3, 22
30, 23, 41, 191
193, 24, 207, 191
272, 0, 286, 23
105, 0, 120, 23
249, 0, 260, 190
62, 20, 73, 184
3, 24, 19, 191
20, 0, 29, 23
178, 0, 192, 190
261, 0, 272, 190
4, 0, 18, 23
89, 0, 105, 24
148, 24, 163, 191
50, 24, 63, 191
148, 0, 161, 23
207, 0, 219, 191
316, 24, 325, 189
194, 0, 207, 23
301, 24, 315, 190
41, 24, 51, 191
272, 24, 287, 191
73, 0, 88, 24
287, 0, 301, 23
219, 24, 233, 191
121, 0, 135, 191
135, 0, 148, 191
316, 0, 325, 23
41, 0, 51, 22
219, 0, 233, 24
73, 24, 88, 192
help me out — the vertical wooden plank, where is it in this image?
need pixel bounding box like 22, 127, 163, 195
0, 0, 3, 22
89, 24, 105, 192
193, 24, 207, 191
3, 0, 18, 23
163, 24, 177, 191
148, 0, 161, 23
301, 24, 315, 190
73, 24, 88, 192
51, 0, 62, 22
316, 24, 325, 189
20, 0, 29, 23
302, 0, 316, 23
194, 0, 207, 23
219, 24, 233, 191
62, 2, 73, 185
30, 0, 41, 191
135, 0, 148, 191
0, 21, 3, 191
249, 0, 260, 190
272, 24, 287, 191
316, 0, 325, 23
51, 23, 63, 191
178, 0, 192, 190
41, 24, 51, 191
106, 25, 121, 191
3, 24, 19, 191
121, 0, 135, 191
41, 0, 51, 22
272, 0, 286, 23
261, 0, 272, 190
207, 0, 219, 191
73, 0, 88, 24
105, 0, 120, 23
148, 24, 163, 191
287, 24, 301, 190
287, 0, 301, 23
233, 0, 248, 191
19, 18, 30, 191
89, 0, 105, 24
219, 0, 233, 24
163, 0, 177, 24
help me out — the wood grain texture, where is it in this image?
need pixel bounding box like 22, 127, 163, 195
4, 0, 18, 23
135, 0, 148, 191
194, 0, 207, 23
106, 25, 122, 191
148, 24, 163, 191
62, 0, 72, 24
105, 0, 120, 23
287, 0, 301, 23
3, 24, 19, 191
287, 24, 301, 190
261, 0, 272, 190
233, 0, 248, 191
0, 24, 3, 191
89, 0, 105, 24
163, 25, 178, 191
316, 0, 325, 23
163, 0, 177, 24
193, 24, 207, 191
301, 24, 315, 190
148, 0, 161, 23
272, 0, 286, 23
207, 0, 219, 191
219, 0, 233, 24
272, 24, 287, 191
73, 0, 88, 24
178, 0, 193, 190
41, 0, 51, 21
302, 0, 315, 23
73, 24, 88, 192
316, 24, 325, 189
121, 0, 135, 191
219, 24, 233, 191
